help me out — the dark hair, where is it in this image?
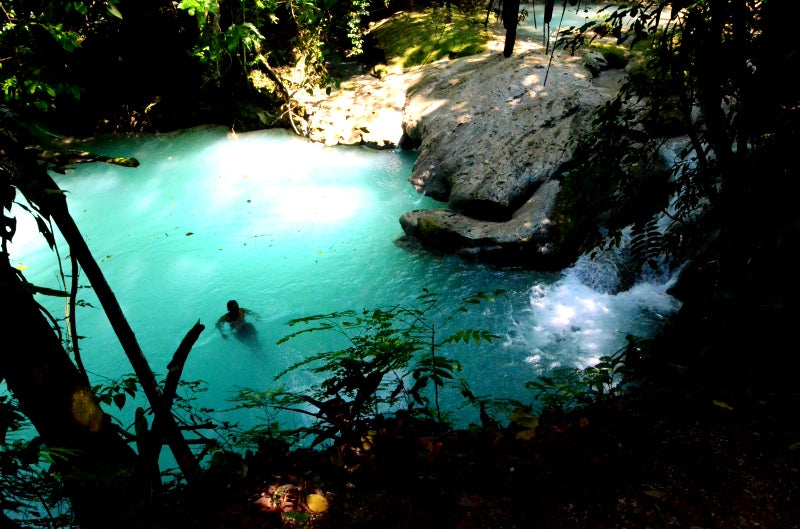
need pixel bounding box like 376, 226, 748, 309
227, 300, 239, 312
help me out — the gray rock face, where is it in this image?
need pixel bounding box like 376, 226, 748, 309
399, 48, 620, 267
295, 41, 623, 269
399, 179, 565, 267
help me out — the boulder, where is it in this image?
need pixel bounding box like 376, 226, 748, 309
295, 39, 624, 268
399, 48, 621, 266
399, 179, 566, 268
582, 49, 609, 77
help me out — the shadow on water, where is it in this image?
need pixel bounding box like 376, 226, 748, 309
233, 322, 261, 349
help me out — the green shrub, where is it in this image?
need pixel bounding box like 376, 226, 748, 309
231, 289, 505, 448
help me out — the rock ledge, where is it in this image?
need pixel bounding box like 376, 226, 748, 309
299, 38, 623, 268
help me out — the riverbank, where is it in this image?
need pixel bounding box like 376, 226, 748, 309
296, 15, 626, 269
148, 373, 800, 529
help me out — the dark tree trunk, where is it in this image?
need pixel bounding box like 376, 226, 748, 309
3, 134, 199, 482
0, 260, 146, 528
502, 0, 520, 57
0, 511, 23, 529
1, 118, 198, 526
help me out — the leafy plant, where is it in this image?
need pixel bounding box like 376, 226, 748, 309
0, 1, 123, 116
346, 0, 371, 57
0, 394, 77, 529
231, 289, 505, 448
89, 373, 232, 467
92, 374, 140, 412
525, 335, 644, 412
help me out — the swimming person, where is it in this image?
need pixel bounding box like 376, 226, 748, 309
216, 300, 259, 343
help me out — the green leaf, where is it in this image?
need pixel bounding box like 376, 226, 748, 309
432, 368, 453, 380
112, 393, 126, 410
107, 2, 123, 19
712, 399, 733, 411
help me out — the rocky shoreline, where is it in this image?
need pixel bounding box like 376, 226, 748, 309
298, 33, 624, 268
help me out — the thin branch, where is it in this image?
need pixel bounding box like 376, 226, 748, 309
178, 422, 217, 432
68, 252, 89, 386
0, 2, 13, 24
185, 438, 217, 445
256, 55, 306, 135
163, 321, 205, 410
273, 405, 326, 420
35, 149, 140, 175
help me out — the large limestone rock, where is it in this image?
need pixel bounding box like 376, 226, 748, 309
295, 38, 623, 268
399, 179, 564, 267
399, 48, 621, 267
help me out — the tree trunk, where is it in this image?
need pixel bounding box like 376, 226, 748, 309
2, 124, 199, 527
0, 260, 145, 528
6, 141, 199, 482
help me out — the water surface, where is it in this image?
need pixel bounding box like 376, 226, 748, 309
7, 125, 679, 434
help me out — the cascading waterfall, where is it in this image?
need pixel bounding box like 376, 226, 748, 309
518, 133, 696, 375
506, 239, 681, 375
522, 133, 694, 374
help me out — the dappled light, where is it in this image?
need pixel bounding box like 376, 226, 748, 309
522, 73, 542, 86
370, 8, 492, 70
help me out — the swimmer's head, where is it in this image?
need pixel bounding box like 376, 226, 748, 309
227, 300, 239, 313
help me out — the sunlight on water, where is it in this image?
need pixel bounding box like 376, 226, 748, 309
511, 275, 681, 371
6, 125, 679, 435
514, 1, 608, 46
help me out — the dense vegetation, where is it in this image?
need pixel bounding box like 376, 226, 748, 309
1, 0, 799, 528
0, 0, 488, 134
555, 0, 799, 392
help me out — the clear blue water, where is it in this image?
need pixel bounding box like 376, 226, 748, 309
513, 2, 610, 46
6, 125, 680, 440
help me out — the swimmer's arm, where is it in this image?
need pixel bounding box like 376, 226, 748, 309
215, 317, 229, 338
243, 308, 261, 320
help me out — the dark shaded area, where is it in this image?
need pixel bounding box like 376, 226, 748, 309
233, 322, 261, 348
0, 261, 145, 529
42, 0, 207, 135
136, 379, 800, 529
